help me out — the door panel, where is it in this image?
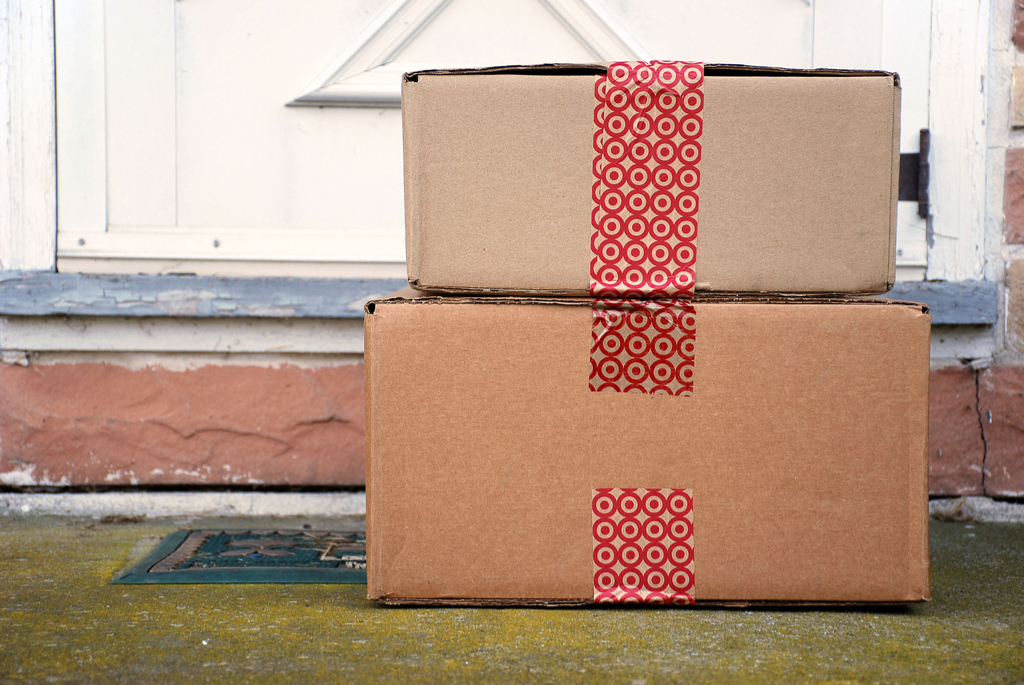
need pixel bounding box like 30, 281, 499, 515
55, 0, 929, 279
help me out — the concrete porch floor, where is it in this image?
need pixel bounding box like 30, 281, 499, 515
1, 515, 1022, 684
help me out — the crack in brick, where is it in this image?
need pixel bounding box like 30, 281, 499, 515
976, 369, 989, 494
289, 415, 350, 428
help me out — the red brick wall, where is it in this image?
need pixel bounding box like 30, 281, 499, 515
978, 367, 1024, 497
929, 365, 1024, 498
0, 362, 365, 487
928, 366, 984, 495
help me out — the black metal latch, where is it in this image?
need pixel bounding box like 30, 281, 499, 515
898, 128, 930, 218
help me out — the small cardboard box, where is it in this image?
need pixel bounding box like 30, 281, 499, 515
364, 293, 931, 605
403, 64, 901, 297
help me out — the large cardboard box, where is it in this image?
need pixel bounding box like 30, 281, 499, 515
403, 63, 901, 297
364, 293, 931, 605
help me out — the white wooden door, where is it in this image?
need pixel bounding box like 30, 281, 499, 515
54, 0, 931, 280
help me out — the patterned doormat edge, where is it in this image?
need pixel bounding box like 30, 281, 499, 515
112, 529, 367, 585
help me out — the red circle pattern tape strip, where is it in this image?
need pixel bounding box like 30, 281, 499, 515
589, 298, 696, 396
592, 487, 695, 605
591, 61, 704, 299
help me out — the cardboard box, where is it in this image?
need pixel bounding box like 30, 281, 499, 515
364, 293, 931, 605
403, 63, 901, 296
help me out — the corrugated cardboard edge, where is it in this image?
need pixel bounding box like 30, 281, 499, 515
402, 77, 422, 287
406, 282, 590, 298
365, 289, 591, 312
887, 74, 902, 291
378, 598, 592, 607
377, 598, 921, 607
406, 284, 905, 297
367, 290, 930, 314
364, 305, 386, 601
905, 294, 932, 602
912, 352, 933, 601
403, 63, 898, 80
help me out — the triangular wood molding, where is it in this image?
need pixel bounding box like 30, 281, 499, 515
287, 0, 648, 107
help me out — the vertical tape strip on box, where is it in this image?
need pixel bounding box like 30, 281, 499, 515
589, 299, 696, 395
592, 488, 695, 605
590, 61, 704, 299
590, 61, 703, 396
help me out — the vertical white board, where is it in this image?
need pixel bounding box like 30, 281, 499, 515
0, 0, 57, 270
927, 0, 988, 281
54, 0, 106, 233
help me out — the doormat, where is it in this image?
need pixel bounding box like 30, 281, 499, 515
112, 529, 366, 584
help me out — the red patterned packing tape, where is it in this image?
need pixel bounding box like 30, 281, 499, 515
592, 488, 695, 605
589, 298, 695, 396
590, 61, 704, 299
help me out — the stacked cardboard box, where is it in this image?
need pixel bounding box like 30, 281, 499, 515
365, 62, 930, 606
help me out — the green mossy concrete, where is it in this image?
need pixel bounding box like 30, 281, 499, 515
1, 515, 1022, 684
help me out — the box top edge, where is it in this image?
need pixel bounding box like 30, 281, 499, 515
403, 63, 899, 83
365, 291, 930, 316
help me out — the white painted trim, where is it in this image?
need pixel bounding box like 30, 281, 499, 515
58, 226, 406, 263
9, 493, 1024, 525
1, 492, 366, 516
289, 0, 446, 108
56, 258, 408, 279
929, 323, 995, 365
0, 0, 56, 271
0, 316, 366, 354
895, 225, 927, 267
926, 0, 989, 281
929, 497, 1024, 523
896, 265, 926, 282
288, 0, 647, 107
54, 0, 106, 234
